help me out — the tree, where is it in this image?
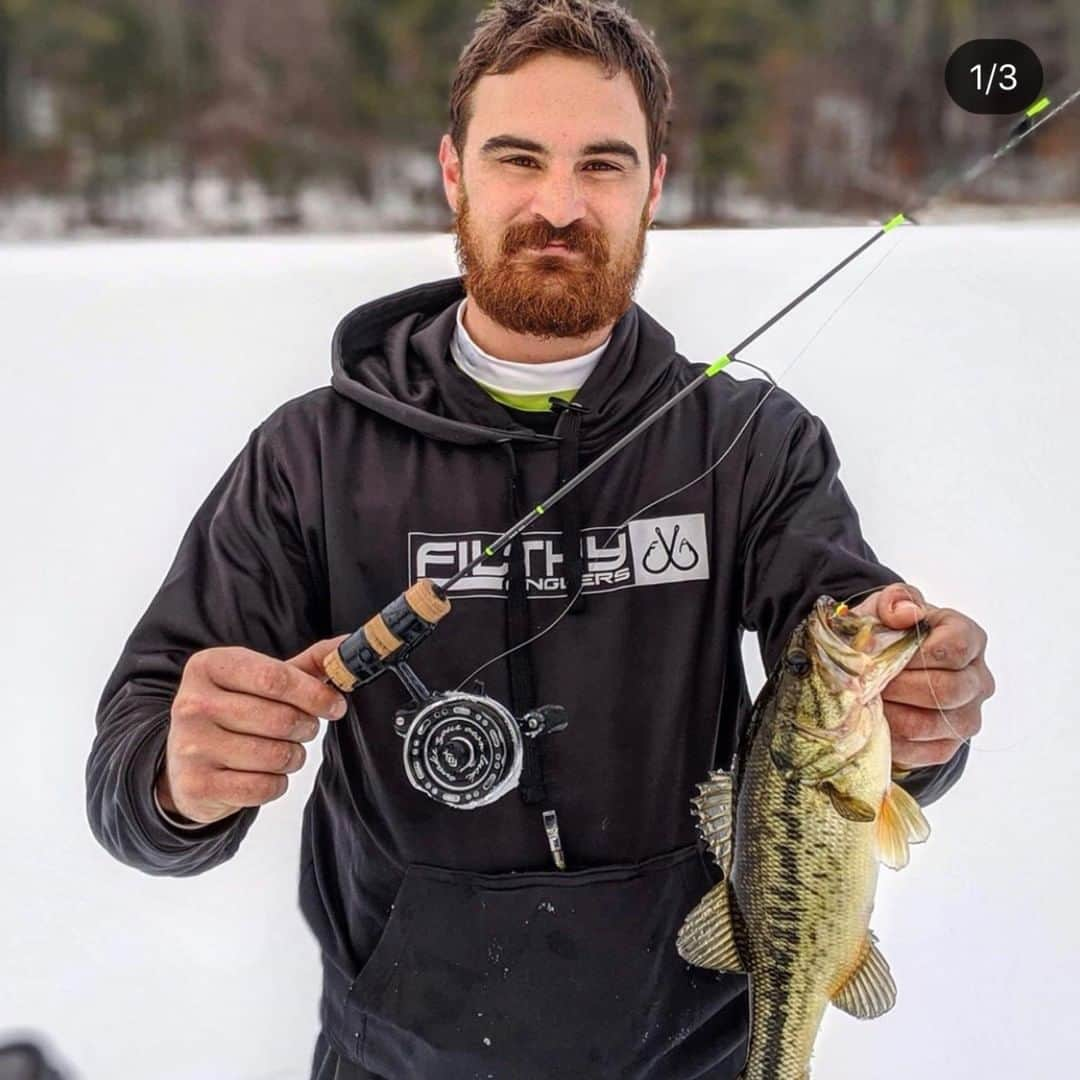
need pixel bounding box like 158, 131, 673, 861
634, 0, 785, 220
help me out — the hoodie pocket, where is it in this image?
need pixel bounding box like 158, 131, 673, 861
342, 843, 748, 1080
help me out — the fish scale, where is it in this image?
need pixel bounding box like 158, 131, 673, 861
675, 597, 930, 1079
737, 717, 884, 1078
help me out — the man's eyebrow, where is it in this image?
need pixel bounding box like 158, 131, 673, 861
479, 134, 640, 166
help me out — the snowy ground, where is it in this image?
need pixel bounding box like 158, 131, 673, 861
1, 220, 1078, 1079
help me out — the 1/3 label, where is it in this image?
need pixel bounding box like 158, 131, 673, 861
970, 63, 1017, 93
945, 40, 1043, 114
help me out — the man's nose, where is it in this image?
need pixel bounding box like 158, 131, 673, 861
528, 165, 586, 229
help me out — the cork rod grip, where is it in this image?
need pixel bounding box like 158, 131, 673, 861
322, 648, 358, 692
405, 578, 452, 623
319, 579, 453, 692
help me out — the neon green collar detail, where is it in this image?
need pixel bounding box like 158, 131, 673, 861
474, 382, 579, 412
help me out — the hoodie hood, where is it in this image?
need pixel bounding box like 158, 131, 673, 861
330, 276, 683, 454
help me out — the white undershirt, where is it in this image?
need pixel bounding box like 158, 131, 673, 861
450, 298, 610, 398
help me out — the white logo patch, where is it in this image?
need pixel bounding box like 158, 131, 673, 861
627, 513, 710, 586
409, 513, 709, 599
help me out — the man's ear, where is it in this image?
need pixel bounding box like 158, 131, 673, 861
647, 152, 667, 224
439, 134, 462, 213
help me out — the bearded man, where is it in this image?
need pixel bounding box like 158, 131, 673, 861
87, 3, 993, 1078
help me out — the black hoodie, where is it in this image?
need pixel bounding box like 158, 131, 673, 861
86, 277, 968, 1080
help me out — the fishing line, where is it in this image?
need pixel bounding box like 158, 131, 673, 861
626, 228, 907, 526
456, 228, 908, 691
454, 376, 771, 690
838, 582, 1024, 756
326, 86, 1077, 814
437, 81, 1075, 605
453, 85, 1080, 728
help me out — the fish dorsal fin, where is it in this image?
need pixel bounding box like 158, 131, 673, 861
691, 769, 734, 877
874, 781, 932, 870
831, 929, 897, 1018
676, 880, 746, 974
822, 781, 877, 822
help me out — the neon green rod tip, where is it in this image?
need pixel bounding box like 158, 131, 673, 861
484, 546, 494, 556
882, 213, 906, 233
535, 505, 545, 515
1026, 96, 1051, 118
705, 354, 732, 377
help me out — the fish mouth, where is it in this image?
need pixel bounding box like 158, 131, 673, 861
811, 596, 928, 695
770, 599, 928, 779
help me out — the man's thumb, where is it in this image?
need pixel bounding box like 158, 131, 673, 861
287, 634, 350, 679
879, 582, 927, 628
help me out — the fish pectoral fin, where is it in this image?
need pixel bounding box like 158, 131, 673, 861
691, 769, 735, 877
675, 881, 746, 974
831, 929, 897, 1019
821, 781, 877, 822
874, 781, 932, 870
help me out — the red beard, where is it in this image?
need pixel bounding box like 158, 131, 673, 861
452, 191, 650, 341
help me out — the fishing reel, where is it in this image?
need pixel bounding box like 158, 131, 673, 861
321, 580, 569, 809
392, 677, 568, 809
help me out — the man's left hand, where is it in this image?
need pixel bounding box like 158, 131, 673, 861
851, 583, 995, 770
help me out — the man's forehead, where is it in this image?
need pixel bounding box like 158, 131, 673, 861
467, 55, 647, 154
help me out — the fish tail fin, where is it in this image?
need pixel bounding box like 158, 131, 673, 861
675, 880, 746, 973
875, 781, 931, 870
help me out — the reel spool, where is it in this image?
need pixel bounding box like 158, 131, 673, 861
394, 691, 567, 809
321, 579, 568, 809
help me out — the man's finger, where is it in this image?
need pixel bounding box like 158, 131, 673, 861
212, 729, 308, 776
884, 581, 926, 609
851, 582, 930, 625
203, 768, 290, 809
904, 610, 986, 670
213, 695, 322, 743
883, 666, 983, 710
892, 737, 963, 769
287, 634, 351, 719
202, 646, 347, 720
884, 700, 983, 742
288, 634, 349, 679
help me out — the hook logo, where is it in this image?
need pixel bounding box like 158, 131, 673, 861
642, 523, 700, 574
628, 514, 710, 585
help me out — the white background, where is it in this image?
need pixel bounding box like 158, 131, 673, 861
2, 219, 1077, 1078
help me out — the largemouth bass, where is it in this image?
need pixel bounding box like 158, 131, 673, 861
676, 596, 932, 1080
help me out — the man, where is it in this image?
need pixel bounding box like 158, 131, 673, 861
86, 2, 994, 1078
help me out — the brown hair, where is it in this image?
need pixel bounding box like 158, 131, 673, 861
448, 0, 673, 176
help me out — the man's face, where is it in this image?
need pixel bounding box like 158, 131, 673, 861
439, 52, 666, 341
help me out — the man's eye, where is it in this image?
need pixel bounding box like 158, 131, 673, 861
501, 158, 618, 172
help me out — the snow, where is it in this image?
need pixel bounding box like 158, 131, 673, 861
1, 219, 1078, 1078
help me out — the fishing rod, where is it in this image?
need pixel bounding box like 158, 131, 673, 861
434, 86, 1078, 600
319, 86, 1079, 820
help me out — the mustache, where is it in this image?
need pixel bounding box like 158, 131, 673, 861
500, 222, 607, 258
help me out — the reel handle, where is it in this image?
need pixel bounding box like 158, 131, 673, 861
322, 579, 452, 691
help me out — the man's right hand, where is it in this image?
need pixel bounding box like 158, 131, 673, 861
155, 635, 350, 825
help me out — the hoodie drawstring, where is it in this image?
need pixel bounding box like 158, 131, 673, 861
499, 441, 547, 806
551, 399, 589, 616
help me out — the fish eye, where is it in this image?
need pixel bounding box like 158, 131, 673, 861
785, 649, 811, 677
